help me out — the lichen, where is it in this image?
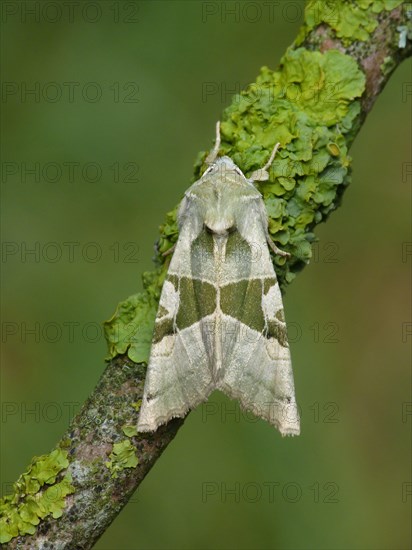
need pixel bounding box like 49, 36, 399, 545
105, 440, 138, 479
104, 284, 158, 364
397, 2, 412, 49
0, 448, 74, 544
380, 55, 396, 74
122, 424, 138, 437
105, 46, 365, 363
298, 0, 404, 45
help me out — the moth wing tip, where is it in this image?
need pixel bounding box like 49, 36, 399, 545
279, 425, 301, 437
137, 408, 189, 434
216, 383, 300, 437
272, 411, 300, 437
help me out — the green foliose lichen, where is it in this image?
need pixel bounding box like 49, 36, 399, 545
380, 55, 396, 75
122, 424, 138, 437
131, 400, 142, 412
105, 46, 365, 362
299, 0, 404, 45
105, 440, 138, 478
0, 448, 74, 544
103, 267, 164, 363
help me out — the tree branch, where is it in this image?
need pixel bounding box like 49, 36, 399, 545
2, 2, 411, 548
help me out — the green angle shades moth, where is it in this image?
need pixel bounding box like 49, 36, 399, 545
138, 122, 300, 436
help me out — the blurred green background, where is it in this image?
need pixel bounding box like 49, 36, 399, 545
1, 1, 410, 549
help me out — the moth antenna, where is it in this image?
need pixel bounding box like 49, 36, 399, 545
249, 142, 281, 182
262, 142, 281, 172
205, 121, 221, 165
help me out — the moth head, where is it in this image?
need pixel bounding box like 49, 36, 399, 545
202, 156, 245, 181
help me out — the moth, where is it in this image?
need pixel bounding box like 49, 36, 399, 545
138, 122, 300, 436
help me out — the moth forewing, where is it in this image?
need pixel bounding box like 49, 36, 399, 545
137, 132, 300, 436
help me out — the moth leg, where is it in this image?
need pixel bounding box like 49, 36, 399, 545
249, 142, 280, 182
205, 121, 221, 165
267, 237, 290, 258
162, 243, 176, 257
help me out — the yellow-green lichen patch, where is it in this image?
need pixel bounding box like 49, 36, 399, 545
104, 288, 158, 364
0, 449, 74, 544
122, 424, 138, 437
105, 440, 138, 479
157, 209, 179, 255
104, 262, 170, 362
300, 0, 404, 45
131, 400, 142, 412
